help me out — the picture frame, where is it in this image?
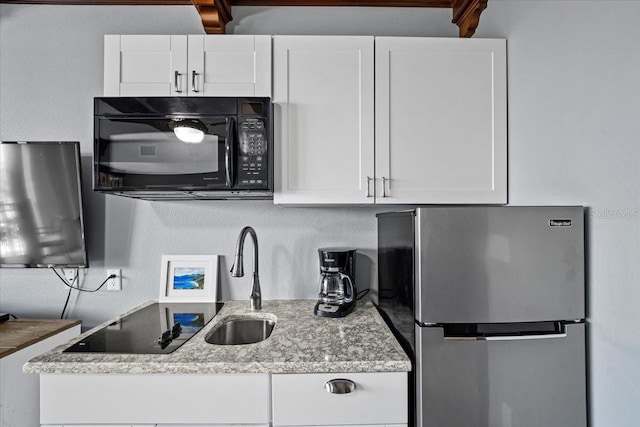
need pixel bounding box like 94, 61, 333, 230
159, 255, 218, 302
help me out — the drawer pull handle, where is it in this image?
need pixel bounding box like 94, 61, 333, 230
325, 379, 356, 394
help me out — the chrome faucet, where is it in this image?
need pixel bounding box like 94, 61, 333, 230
230, 226, 261, 311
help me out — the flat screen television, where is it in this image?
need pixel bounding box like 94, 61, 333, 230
0, 141, 88, 268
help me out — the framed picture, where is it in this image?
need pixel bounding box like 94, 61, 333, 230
159, 255, 218, 302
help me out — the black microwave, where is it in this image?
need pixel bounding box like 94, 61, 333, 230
93, 97, 272, 200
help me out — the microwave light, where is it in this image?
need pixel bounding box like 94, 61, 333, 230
173, 126, 205, 144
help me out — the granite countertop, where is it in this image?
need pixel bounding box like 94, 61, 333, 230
24, 299, 411, 375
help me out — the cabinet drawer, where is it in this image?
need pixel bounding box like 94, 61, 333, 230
41, 373, 270, 425
272, 372, 407, 426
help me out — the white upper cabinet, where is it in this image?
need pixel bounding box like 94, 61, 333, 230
375, 37, 507, 204
273, 36, 507, 205
104, 35, 271, 97
104, 35, 187, 97
273, 36, 375, 204
104, 35, 506, 205
188, 35, 271, 97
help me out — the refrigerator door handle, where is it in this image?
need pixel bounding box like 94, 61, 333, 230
445, 333, 567, 342
484, 333, 567, 341
441, 320, 569, 342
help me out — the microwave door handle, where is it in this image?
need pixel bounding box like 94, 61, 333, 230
225, 118, 234, 188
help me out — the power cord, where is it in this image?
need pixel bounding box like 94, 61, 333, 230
52, 269, 116, 319
0, 313, 18, 322
52, 269, 115, 293
58, 269, 77, 319
356, 288, 370, 300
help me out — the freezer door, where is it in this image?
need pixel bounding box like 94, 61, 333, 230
416, 323, 587, 427
415, 206, 585, 324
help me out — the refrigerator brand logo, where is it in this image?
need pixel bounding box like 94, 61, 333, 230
549, 219, 572, 227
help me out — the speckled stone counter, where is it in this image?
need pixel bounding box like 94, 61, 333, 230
24, 299, 411, 374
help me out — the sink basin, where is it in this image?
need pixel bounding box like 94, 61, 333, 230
205, 317, 275, 345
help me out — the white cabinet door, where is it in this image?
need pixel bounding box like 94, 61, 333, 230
272, 372, 407, 426
273, 36, 375, 204
104, 35, 187, 96
104, 35, 271, 97
375, 37, 507, 204
188, 35, 272, 97
0, 325, 80, 427
40, 373, 270, 425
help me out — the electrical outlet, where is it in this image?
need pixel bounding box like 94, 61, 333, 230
106, 269, 122, 291
62, 268, 77, 284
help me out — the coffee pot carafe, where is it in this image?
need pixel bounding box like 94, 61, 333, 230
318, 267, 354, 305
314, 248, 357, 318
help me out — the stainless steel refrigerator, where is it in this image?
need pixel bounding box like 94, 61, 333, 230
377, 206, 587, 427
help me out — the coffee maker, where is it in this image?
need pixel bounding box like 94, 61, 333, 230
314, 248, 357, 318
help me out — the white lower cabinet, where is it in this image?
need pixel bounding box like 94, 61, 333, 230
272, 372, 408, 426
40, 372, 408, 427
0, 323, 80, 427
40, 372, 406, 427
40, 373, 270, 426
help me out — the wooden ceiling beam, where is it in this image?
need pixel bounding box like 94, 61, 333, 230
1, 1, 194, 4
1, 1, 489, 38
451, 0, 487, 38
230, 1, 451, 6
0, 0, 450, 4
192, 0, 232, 34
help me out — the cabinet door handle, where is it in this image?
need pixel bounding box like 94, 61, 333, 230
366, 176, 373, 198
325, 379, 356, 394
382, 176, 389, 198
174, 71, 182, 93
192, 70, 199, 93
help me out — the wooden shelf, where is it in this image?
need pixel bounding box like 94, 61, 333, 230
0, 318, 81, 358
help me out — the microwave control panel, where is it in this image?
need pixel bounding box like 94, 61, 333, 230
238, 118, 268, 188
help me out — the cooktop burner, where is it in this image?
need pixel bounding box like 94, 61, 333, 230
63, 302, 223, 354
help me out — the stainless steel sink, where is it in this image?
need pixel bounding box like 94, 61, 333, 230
205, 318, 275, 345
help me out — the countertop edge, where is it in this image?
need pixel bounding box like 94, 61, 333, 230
25, 360, 412, 375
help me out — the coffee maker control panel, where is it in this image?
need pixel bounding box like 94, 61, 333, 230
317, 304, 340, 313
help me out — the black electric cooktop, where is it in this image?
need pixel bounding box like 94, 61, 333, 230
63, 302, 223, 354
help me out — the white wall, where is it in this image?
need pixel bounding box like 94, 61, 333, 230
1, 2, 639, 426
